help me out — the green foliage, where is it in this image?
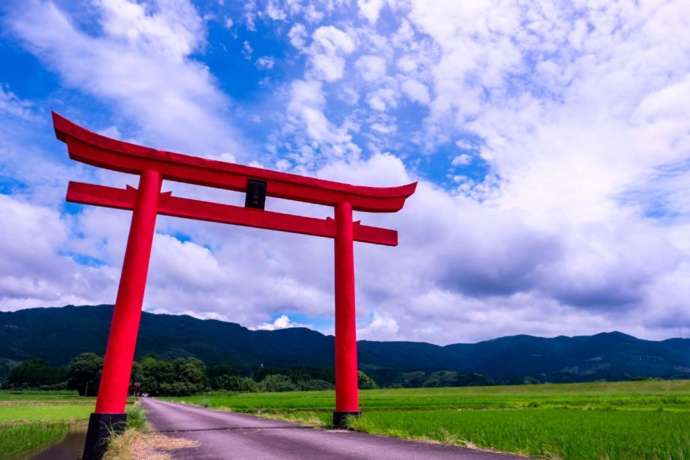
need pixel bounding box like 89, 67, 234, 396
0, 359, 19, 386
349, 409, 690, 460
298, 379, 333, 391
140, 356, 207, 396
0, 391, 139, 459
0, 422, 69, 459
6, 360, 67, 389
0, 402, 93, 423
126, 404, 146, 431
358, 370, 378, 389
67, 353, 103, 396
260, 374, 298, 392
207, 364, 241, 390
6, 306, 690, 386
215, 375, 259, 392
174, 380, 690, 460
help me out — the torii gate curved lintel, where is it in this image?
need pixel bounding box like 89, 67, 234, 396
53, 113, 416, 460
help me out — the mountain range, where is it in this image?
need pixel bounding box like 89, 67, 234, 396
2, 305, 690, 384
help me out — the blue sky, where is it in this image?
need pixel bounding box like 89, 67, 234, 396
1, 0, 690, 344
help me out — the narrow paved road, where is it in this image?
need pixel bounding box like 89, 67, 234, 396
141, 398, 523, 460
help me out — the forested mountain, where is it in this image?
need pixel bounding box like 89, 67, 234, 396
2, 305, 689, 385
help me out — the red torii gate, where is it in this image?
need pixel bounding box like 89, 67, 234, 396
52, 113, 415, 459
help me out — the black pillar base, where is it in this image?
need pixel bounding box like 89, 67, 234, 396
332, 411, 361, 428
82, 413, 127, 460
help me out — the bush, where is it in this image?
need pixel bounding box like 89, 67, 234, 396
214, 375, 258, 392
358, 370, 378, 389
260, 374, 297, 392
298, 379, 334, 391
126, 404, 146, 431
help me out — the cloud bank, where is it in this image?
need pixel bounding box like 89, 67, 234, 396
1, 0, 690, 344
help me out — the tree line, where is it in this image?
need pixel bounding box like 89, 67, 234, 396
2, 352, 494, 395
2, 353, 380, 396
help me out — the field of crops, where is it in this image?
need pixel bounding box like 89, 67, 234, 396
175, 380, 690, 460
0, 391, 93, 459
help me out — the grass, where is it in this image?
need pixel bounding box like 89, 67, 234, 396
173, 380, 690, 460
0, 391, 97, 459
105, 403, 199, 460
0, 391, 94, 459
0, 422, 70, 460
0, 391, 144, 459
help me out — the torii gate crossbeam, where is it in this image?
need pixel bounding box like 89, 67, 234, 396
52, 113, 415, 460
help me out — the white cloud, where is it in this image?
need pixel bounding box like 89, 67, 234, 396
9, 0, 244, 156
5, 0, 690, 346
256, 56, 275, 69
265, 1, 287, 21
359, 312, 400, 340
286, 79, 358, 160
0, 86, 34, 120
400, 78, 430, 105
357, 0, 385, 24
451, 153, 471, 166
288, 23, 307, 49
366, 87, 396, 112
355, 55, 386, 82
0, 195, 116, 309
308, 26, 355, 81
98, 0, 203, 62
253, 314, 303, 331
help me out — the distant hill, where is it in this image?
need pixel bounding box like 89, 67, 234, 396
1, 305, 690, 384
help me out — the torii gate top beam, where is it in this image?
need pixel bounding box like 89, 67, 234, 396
53, 112, 416, 213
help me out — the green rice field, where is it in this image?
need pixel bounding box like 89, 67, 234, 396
0, 391, 93, 459
174, 380, 690, 460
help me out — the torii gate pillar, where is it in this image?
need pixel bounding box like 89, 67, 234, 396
333, 202, 360, 425
83, 170, 162, 459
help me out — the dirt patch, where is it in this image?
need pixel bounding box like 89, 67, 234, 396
105, 431, 199, 460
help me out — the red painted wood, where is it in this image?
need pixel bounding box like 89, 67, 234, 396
95, 170, 162, 414
334, 202, 359, 413
53, 112, 416, 212
66, 181, 399, 246
55, 112, 415, 429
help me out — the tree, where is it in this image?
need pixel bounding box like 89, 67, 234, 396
260, 374, 297, 392
67, 353, 103, 396
213, 375, 259, 392
423, 371, 459, 388
140, 356, 175, 396
139, 356, 207, 396
175, 357, 207, 394
398, 371, 425, 388
6, 360, 67, 389
358, 370, 378, 389
207, 364, 241, 390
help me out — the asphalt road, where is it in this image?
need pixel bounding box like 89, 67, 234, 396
141, 398, 523, 460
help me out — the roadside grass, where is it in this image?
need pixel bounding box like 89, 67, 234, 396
0, 422, 70, 460
0, 391, 92, 459
105, 403, 199, 460
0, 390, 147, 460
173, 379, 690, 460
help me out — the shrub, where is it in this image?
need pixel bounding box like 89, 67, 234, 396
260, 374, 297, 392
358, 370, 378, 389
